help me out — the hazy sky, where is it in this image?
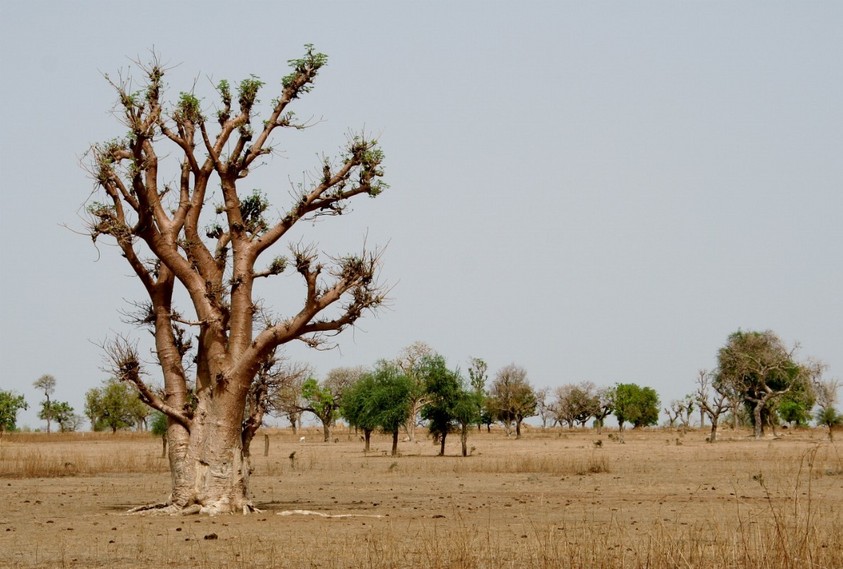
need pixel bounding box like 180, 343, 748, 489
1, 2, 840, 430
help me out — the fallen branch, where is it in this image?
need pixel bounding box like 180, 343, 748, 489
278, 509, 383, 519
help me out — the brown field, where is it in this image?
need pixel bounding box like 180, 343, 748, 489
1, 426, 841, 569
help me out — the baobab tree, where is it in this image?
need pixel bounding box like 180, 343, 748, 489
85, 46, 388, 514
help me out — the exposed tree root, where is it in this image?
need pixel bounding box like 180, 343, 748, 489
126, 502, 260, 516
278, 509, 384, 519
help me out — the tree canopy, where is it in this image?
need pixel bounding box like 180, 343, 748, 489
715, 330, 820, 438
612, 383, 660, 430
0, 391, 28, 432
486, 364, 537, 438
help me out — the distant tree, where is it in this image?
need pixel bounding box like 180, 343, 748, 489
150, 411, 168, 436
364, 360, 414, 456
245, 352, 311, 453
467, 357, 488, 431
554, 382, 600, 428
715, 330, 821, 439
453, 390, 482, 457
665, 394, 695, 430
33, 374, 56, 433
85, 379, 145, 433
0, 390, 28, 433
813, 378, 841, 441
150, 411, 169, 457
300, 367, 363, 442
695, 369, 730, 443
486, 364, 537, 439
534, 387, 553, 429
268, 360, 309, 434
42, 401, 82, 432
776, 386, 816, 428
420, 355, 466, 456
395, 341, 435, 442
341, 372, 380, 451
612, 383, 660, 431
593, 387, 614, 433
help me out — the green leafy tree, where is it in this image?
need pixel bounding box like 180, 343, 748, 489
341, 373, 380, 451
301, 367, 363, 442
714, 330, 821, 439
151, 411, 169, 457
486, 364, 537, 438
364, 360, 414, 456
85, 379, 145, 433
777, 387, 815, 427
420, 355, 465, 456
33, 374, 56, 433
41, 401, 81, 432
612, 383, 660, 431
0, 391, 28, 433
452, 389, 482, 457
150, 411, 168, 437
83, 45, 388, 514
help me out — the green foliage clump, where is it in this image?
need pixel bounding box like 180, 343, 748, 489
85, 379, 148, 433
150, 411, 168, 437
0, 390, 28, 432
612, 383, 660, 430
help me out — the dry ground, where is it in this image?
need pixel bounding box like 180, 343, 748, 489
1, 426, 841, 568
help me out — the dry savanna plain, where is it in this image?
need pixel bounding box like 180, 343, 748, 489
1, 426, 842, 569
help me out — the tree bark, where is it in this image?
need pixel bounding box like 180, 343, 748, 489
438, 432, 447, 456
460, 425, 468, 457
391, 429, 399, 457
753, 403, 764, 439
708, 419, 718, 443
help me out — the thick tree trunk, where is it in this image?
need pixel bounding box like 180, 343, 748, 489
753, 403, 764, 439
460, 425, 468, 457
438, 433, 447, 456
515, 419, 523, 439
322, 420, 331, 443
391, 429, 399, 457
363, 429, 371, 452
153, 386, 257, 515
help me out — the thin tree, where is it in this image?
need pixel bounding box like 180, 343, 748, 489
395, 341, 434, 442
695, 369, 730, 443
814, 378, 841, 441
85, 46, 388, 514
467, 357, 488, 431
33, 375, 56, 433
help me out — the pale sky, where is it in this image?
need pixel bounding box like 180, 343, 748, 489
1, 2, 841, 430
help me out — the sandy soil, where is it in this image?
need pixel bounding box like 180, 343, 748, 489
1, 427, 841, 568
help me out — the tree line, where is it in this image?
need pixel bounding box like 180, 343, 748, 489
2, 330, 840, 444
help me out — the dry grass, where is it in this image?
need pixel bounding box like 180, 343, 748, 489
1, 427, 841, 568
